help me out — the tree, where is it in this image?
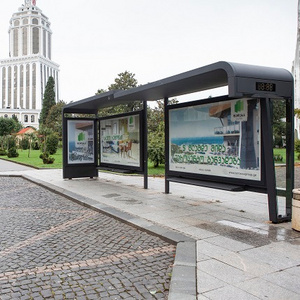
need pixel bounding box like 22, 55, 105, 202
0, 117, 22, 136
272, 99, 286, 147
45, 101, 66, 139
97, 71, 142, 116
40, 76, 56, 126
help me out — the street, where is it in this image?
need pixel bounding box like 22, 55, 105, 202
0, 177, 175, 299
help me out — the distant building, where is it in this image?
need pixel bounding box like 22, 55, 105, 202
0, 0, 59, 129
293, 0, 300, 140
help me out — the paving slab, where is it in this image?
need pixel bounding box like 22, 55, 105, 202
0, 161, 300, 299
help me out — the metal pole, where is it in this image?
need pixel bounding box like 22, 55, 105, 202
164, 97, 170, 194
261, 98, 278, 223
143, 101, 148, 189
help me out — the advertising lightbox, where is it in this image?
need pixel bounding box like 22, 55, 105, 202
168, 98, 261, 182
67, 120, 95, 164
100, 112, 142, 170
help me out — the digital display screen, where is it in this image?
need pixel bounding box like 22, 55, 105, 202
256, 82, 276, 92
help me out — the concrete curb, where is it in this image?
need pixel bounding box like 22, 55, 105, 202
6, 174, 197, 299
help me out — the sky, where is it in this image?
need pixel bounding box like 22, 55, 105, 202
0, 0, 298, 103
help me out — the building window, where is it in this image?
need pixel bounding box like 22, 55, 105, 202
48, 33, 51, 59
32, 64, 36, 109
2, 68, 6, 108
20, 65, 24, 108
31, 115, 35, 123
14, 20, 20, 26
13, 29, 19, 57
8, 67, 12, 107
23, 18, 28, 25
14, 66, 18, 109
24, 115, 28, 122
32, 27, 39, 54
26, 64, 30, 109
4, 114, 8, 118
32, 18, 38, 25
23, 27, 28, 55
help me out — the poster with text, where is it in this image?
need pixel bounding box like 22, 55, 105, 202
100, 114, 141, 167
169, 99, 261, 181
67, 120, 95, 164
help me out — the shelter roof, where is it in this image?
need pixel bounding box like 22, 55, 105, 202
63, 61, 293, 114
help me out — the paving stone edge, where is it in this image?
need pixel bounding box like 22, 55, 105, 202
2, 174, 197, 299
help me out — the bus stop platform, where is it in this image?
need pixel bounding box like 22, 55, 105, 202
1, 161, 300, 300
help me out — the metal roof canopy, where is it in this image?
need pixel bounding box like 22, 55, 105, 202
63, 61, 293, 114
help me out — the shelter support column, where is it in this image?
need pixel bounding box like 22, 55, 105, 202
164, 97, 170, 194
143, 101, 148, 189
261, 98, 279, 223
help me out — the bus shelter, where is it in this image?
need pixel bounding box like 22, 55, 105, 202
63, 61, 294, 223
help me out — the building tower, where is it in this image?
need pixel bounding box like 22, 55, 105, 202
293, 0, 300, 140
0, 0, 59, 129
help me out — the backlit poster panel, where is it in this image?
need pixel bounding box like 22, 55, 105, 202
169, 98, 261, 181
100, 114, 141, 167
67, 120, 95, 164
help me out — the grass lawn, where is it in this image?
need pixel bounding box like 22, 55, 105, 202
1, 148, 63, 169
2, 147, 298, 173
273, 148, 300, 164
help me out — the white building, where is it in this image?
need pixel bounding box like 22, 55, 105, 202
293, 0, 300, 140
0, 0, 59, 129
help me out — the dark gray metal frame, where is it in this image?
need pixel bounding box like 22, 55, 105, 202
62, 61, 294, 223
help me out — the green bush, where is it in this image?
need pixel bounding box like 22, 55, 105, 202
20, 137, 30, 150
0, 149, 7, 156
46, 134, 59, 155
7, 147, 19, 158
148, 135, 165, 168
273, 154, 283, 162
40, 152, 55, 164
295, 140, 300, 154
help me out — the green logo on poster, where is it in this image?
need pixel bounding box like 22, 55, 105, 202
78, 132, 85, 141
234, 100, 244, 113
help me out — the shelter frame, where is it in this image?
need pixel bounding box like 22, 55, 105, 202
62, 61, 294, 223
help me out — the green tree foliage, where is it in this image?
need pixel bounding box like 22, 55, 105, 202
147, 99, 178, 167
97, 71, 142, 116
46, 134, 59, 155
295, 108, 300, 118
148, 122, 165, 167
0, 117, 22, 136
40, 76, 56, 126
272, 99, 286, 147
45, 101, 66, 139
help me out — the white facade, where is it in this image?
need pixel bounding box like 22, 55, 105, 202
294, 0, 300, 140
0, 0, 59, 129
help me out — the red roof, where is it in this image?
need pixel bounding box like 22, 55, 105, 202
16, 127, 35, 135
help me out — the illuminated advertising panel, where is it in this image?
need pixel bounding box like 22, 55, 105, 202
67, 120, 95, 164
169, 98, 261, 181
100, 113, 141, 168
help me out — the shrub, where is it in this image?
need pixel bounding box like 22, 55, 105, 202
295, 140, 300, 154
46, 134, 59, 155
148, 134, 165, 168
40, 152, 55, 164
7, 147, 19, 158
273, 154, 283, 162
20, 137, 30, 150
0, 149, 7, 156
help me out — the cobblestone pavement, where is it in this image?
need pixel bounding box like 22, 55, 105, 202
0, 177, 176, 300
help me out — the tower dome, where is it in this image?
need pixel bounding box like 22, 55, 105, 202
9, 0, 52, 59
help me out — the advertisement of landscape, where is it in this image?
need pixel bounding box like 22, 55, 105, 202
100, 114, 141, 168
67, 120, 95, 164
169, 98, 261, 181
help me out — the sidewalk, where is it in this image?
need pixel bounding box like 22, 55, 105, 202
1, 161, 300, 299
